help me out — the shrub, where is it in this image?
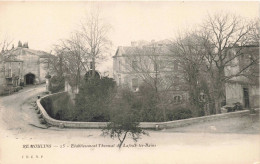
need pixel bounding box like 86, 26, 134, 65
167, 107, 192, 121
74, 77, 116, 122
103, 89, 148, 149
225, 102, 243, 112
49, 76, 65, 93
40, 97, 54, 116
135, 84, 165, 122
233, 102, 243, 111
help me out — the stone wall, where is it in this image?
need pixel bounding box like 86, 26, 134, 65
36, 92, 255, 129
225, 83, 243, 105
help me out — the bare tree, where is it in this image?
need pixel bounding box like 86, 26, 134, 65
48, 10, 112, 93
0, 35, 13, 54
122, 42, 177, 121
170, 32, 211, 116
49, 33, 90, 90
200, 13, 259, 113
79, 10, 112, 78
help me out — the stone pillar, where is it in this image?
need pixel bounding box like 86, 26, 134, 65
65, 80, 68, 92
46, 78, 50, 91
45, 73, 51, 92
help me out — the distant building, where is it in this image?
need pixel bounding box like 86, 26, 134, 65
224, 45, 259, 108
0, 46, 52, 95
113, 40, 188, 103
0, 55, 23, 95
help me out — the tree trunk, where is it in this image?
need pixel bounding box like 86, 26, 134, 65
92, 57, 95, 78
214, 84, 225, 114
118, 131, 128, 149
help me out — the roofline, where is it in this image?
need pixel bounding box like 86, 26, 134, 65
3, 60, 23, 62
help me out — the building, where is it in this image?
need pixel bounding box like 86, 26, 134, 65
0, 46, 52, 95
0, 54, 23, 95
224, 45, 259, 108
113, 40, 188, 103
113, 40, 259, 109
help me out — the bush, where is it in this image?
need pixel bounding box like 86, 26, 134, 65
74, 77, 116, 122
167, 107, 192, 121
225, 102, 243, 112
49, 76, 65, 93
103, 88, 148, 149
250, 108, 256, 114
233, 102, 243, 111
135, 84, 165, 122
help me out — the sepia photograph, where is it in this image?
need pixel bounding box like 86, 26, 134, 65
0, 1, 259, 164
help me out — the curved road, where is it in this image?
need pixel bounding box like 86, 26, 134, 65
0, 85, 46, 135
0, 85, 259, 164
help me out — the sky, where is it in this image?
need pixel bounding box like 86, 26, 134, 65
0, 1, 259, 73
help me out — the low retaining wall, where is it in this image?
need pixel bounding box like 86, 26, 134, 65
36, 92, 254, 130
147, 110, 252, 129
36, 92, 108, 129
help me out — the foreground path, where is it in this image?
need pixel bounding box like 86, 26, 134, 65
0, 85, 259, 164
0, 84, 46, 135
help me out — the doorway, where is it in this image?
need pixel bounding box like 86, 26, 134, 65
243, 88, 250, 108
25, 73, 35, 85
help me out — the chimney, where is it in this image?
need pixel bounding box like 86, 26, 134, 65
90, 61, 93, 70
131, 41, 137, 47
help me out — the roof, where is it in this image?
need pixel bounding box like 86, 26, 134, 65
114, 39, 174, 57
115, 45, 172, 58
0, 52, 23, 62
3, 59, 23, 62
2, 47, 54, 59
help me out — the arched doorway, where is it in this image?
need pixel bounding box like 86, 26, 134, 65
25, 73, 35, 85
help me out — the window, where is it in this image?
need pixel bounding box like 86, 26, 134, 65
132, 78, 139, 91
174, 76, 180, 84
159, 60, 166, 70
7, 62, 11, 77
118, 74, 121, 86
154, 60, 165, 71
18, 63, 21, 75
173, 95, 182, 103
154, 62, 158, 71
118, 61, 121, 72
199, 93, 206, 102
174, 61, 179, 70
132, 61, 137, 70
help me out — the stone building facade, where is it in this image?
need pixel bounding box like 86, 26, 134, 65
224, 45, 259, 108
0, 55, 23, 95
113, 40, 189, 103
0, 47, 51, 95
113, 41, 259, 109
